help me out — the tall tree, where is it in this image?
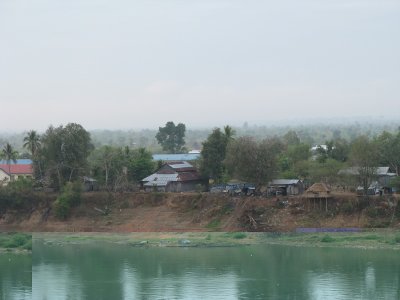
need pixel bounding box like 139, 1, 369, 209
155, 121, 186, 153
1, 143, 18, 182
128, 147, 155, 182
38, 123, 93, 189
23, 130, 41, 157
375, 131, 400, 175
349, 136, 379, 194
225, 137, 283, 191
200, 126, 234, 183
23, 130, 42, 180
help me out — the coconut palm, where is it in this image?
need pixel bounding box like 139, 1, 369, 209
23, 130, 41, 157
1, 143, 18, 182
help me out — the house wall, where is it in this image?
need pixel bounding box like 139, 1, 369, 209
0, 169, 10, 184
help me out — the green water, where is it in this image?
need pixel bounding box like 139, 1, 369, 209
32, 239, 400, 300
0, 253, 32, 300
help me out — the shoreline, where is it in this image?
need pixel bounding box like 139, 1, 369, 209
33, 230, 400, 250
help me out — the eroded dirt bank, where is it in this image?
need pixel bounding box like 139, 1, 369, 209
1, 192, 399, 232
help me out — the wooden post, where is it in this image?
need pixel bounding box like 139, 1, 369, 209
325, 197, 328, 212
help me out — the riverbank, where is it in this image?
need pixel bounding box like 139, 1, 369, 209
2, 191, 400, 232
34, 230, 400, 250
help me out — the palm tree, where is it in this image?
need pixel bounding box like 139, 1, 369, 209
23, 130, 42, 181
23, 130, 41, 157
223, 125, 236, 141
1, 143, 18, 182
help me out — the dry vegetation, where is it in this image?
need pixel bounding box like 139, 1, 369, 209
1, 191, 400, 233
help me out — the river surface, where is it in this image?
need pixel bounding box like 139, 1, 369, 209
32, 240, 400, 300
0, 253, 32, 300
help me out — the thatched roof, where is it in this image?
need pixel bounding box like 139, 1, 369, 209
305, 183, 332, 198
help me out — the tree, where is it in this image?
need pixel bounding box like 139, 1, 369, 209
88, 146, 121, 189
1, 143, 18, 182
128, 147, 154, 182
375, 130, 400, 175
349, 136, 379, 194
224, 137, 284, 191
155, 121, 186, 153
23, 130, 41, 157
283, 130, 300, 146
200, 127, 234, 183
23, 130, 42, 179
38, 123, 93, 189
89, 146, 154, 191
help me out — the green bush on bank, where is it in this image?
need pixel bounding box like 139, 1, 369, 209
0, 178, 34, 212
54, 181, 82, 220
0, 233, 32, 250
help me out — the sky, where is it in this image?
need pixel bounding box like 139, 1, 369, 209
1, 0, 399, 131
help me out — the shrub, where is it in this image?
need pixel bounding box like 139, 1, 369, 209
365, 207, 378, 218
0, 233, 31, 249
54, 194, 71, 220
341, 201, 355, 214
233, 232, 247, 239
54, 181, 83, 220
320, 235, 335, 243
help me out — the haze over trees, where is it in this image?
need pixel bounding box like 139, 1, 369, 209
0, 121, 400, 195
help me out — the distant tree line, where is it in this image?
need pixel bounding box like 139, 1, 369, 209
1, 121, 400, 197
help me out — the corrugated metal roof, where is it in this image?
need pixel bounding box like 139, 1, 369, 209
0, 159, 32, 165
169, 161, 193, 169
339, 167, 393, 176
271, 179, 301, 185
152, 154, 200, 161
142, 173, 179, 187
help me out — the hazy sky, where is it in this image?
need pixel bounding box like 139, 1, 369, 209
1, 0, 399, 131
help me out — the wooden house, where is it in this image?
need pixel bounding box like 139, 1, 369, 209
141, 161, 201, 192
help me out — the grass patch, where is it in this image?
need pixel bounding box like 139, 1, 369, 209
206, 219, 221, 230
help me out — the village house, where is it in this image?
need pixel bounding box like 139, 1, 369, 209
141, 161, 202, 192
339, 166, 397, 194
268, 179, 304, 196
0, 162, 33, 185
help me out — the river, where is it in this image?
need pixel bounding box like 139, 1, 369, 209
32, 239, 400, 299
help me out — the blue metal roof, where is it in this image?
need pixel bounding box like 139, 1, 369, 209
0, 159, 32, 165
152, 153, 200, 161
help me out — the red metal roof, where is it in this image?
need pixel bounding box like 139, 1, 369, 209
0, 164, 33, 175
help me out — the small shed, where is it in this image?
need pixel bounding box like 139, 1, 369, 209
83, 176, 99, 192
269, 179, 304, 196
305, 183, 332, 211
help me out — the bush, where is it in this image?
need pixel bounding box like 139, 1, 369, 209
54, 194, 71, 220
54, 181, 83, 220
341, 201, 355, 214
320, 235, 335, 243
0, 233, 31, 249
233, 232, 247, 239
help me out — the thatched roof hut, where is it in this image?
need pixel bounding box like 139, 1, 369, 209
305, 183, 332, 211
305, 183, 332, 198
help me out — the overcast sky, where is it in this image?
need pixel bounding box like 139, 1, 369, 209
1, 0, 399, 131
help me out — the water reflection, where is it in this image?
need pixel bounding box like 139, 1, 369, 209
0, 254, 32, 300
32, 240, 400, 300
